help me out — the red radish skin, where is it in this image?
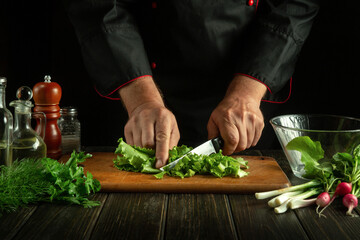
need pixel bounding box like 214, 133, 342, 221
342, 194, 358, 217
316, 192, 331, 207
316, 192, 331, 217
335, 182, 352, 196
318, 182, 352, 217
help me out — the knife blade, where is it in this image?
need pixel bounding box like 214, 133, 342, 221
160, 137, 224, 171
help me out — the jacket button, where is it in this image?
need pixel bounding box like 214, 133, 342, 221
151, 62, 157, 69
247, 0, 254, 6
152, 2, 157, 8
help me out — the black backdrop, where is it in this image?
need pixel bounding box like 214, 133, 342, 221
1, 0, 359, 149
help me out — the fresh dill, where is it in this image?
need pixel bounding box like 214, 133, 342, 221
0, 151, 101, 216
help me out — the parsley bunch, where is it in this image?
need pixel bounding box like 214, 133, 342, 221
0, 151, 101, 216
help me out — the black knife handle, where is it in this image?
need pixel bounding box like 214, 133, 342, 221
211, 137, 224, 152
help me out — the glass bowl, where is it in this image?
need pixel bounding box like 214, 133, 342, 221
270, 114, 360, 179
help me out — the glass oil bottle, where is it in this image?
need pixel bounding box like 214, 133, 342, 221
10, 86, 47, 161
0, 77, 13, 166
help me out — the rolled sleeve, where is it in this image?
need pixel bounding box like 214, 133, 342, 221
64, 0, 152, 97
235, 0, 320, 100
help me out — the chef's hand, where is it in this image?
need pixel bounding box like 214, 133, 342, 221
207, 75, 267, 155
118, 76, 180, 168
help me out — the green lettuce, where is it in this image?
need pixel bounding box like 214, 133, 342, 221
286, 136, 326, 178
285, 136, 360, 196
113, 138, 249, 179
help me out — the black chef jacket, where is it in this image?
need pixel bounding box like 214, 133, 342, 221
64, 0, 320, 146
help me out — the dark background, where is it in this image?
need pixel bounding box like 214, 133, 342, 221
1, 0, 359, 149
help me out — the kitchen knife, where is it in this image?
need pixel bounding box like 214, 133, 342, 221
160, 137, 224, 171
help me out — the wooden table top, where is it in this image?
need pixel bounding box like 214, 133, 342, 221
1, 148, 360, 240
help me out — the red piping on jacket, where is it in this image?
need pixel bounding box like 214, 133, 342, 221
262, 77, 292, 104
94, 75, 152, 100
94, 87, 121, 100
234, 73, 292, 104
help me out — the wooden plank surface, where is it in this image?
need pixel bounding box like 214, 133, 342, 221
294, 200, 360, 240
165, 194, 237, 240
0, 207, 37, 240
229, 195, 309, 240
90, 193, 167, 240
11, 194, 107, 240
59, 152, 290, 193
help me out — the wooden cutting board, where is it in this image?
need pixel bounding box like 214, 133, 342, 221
60, 152, 290, 193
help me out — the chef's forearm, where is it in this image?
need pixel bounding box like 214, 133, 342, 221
118, 76, 165, 116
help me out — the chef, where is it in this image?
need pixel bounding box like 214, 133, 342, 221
64, 0, 320, 168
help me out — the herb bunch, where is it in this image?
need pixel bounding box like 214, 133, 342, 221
0, 151, 101, 216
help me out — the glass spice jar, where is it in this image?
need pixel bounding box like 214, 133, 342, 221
58, 107, 81, 154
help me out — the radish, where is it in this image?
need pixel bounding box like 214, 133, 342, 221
334, 182, 352, 196
342, 194, 359, 217
315, 192, 331, 218
318, 182, 352, 217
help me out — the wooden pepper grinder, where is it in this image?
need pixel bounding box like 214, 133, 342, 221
33, 75, 62, 159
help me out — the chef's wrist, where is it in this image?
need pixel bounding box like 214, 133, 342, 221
226, 75, 267, 105
118, 76, 165, 115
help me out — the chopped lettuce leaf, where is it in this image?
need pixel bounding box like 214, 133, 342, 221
113, 138, 249, 179
114, 138, 160, 173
